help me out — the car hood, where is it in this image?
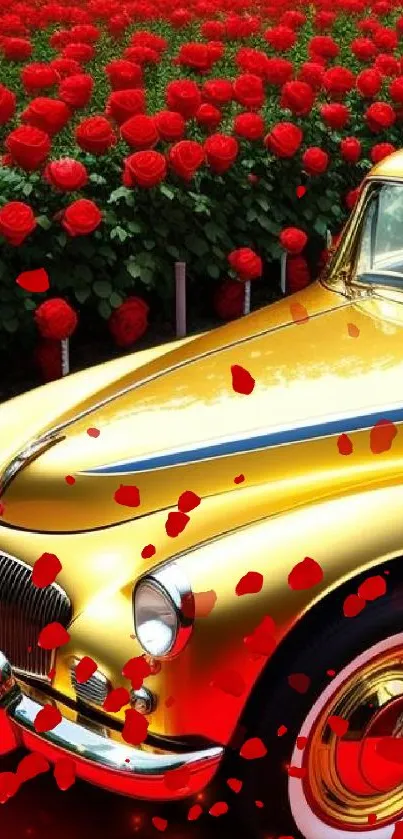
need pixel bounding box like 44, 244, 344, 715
2, 281, 402, 533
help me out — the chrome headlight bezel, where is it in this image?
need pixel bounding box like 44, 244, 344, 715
133, 564, 194, 659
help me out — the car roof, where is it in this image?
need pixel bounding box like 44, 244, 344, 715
369, 148, 403, 180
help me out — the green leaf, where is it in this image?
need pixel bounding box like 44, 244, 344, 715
143, 240, 155, 250
207, 264, 220, 279
75, 265, 93, 284
93, 280, 113, 298
127, 220, 142, 234
3, 317, 18, 333
139, 267, 154, 286
90, 173, 107, 185
98, 299, 112, 319
258, 216, 281, 234
23, 298, 37, 311
126, 259, 141, 279
184, 233, 209, 257
36, 215, 52, 230
314, 217, 328, 238
160, 184, 175, 200
22, 183, 33, 197
108, 186, 134, 204
110, 226, 129, 242
166, 245, 181, 259
74, 288, 91, 304
204, 222, 220, 243
110, 291, 123, 308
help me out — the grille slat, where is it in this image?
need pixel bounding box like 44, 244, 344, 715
0, 553, 72, 678
71, 664, 109, 706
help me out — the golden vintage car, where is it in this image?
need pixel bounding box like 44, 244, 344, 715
3, 151, 403, 838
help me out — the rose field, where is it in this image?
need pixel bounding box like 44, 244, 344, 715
1, 0, 403, 370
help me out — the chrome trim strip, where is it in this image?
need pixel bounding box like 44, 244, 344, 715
0, 653, 223, 777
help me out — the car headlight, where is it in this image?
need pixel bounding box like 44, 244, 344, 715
133, 564, 194, 658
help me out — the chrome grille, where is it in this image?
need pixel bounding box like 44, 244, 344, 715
71, 662, 109, 707
0, 553, 72, 678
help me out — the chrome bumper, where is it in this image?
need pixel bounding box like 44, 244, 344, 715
0, 653, 223, 799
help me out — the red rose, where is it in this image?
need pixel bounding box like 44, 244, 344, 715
314, 11, 336, 30
345, 187, 361, 209
62, 43, 95, 63
0, 84, 16, 124
298, 62, 324, 90
21, 98, 71, 136
50, 58, 82, 79
281, 10, 306, 29
176, 42, 216, 73
213, 279, 245, 320
356, 68, 382, 98
320, 103, 350, 129
322, 67, 355, 99
75, 115, 116, 154
236, 47, 269, 78
265, 57, 293, 86
228, 248, 262, 281
302, 147, 329, 175
124, 46, 160, 66
59, 74, 94, 108
234, 112, 265, 140
264, 25, 297, 52
122, 151, 167, 188
170, 10, 193, 29
201, 79, 233, 106
374, 54, 400, 77
154, 110, 185, 142
69, 24, 100, 44
108, 13, 130, 38
108, 297, 149, 348
264, 122, 303, 158
0, 201, 36, 246
201, 21, 226, 40
389, 77, 403, 104
280, 227, 307, 254
165, 80, 201, 119
204, 133, 239, 174
351, 38, 377, 62
21, 63, 59, 93
105, 89, 145, 125
44, 158, 88, 191
195, 103, 221, 131
105, 60, 142, 91
130, 32, 167, 53
61, 199, 102, 237
280, 81, 315, 116
308, 35, 340, 60
370, 142, 396, 164
374, 27, 398, 51
1, 37, 32, 61
365, 101, 395, 131
286, 256, 311, 293
5, 125, 51, 171
168, 140, 205, 181
233, 74, 265, 109
35, 339, 62, 383
340, 137, 362, 163
120, 114, 158, 150
35, 298, 78, 340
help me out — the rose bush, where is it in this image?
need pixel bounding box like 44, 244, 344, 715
1, 0, 403, 354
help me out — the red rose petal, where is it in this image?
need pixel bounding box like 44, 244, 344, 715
17, 752, 49, 782
65, 475, 75, 485
122, 655, 152, 689
178, 490, 200, 512
38, 622, 70, 650
347, 322, 360, 338
255, 800, 264, 808
244, 615, 277, 656
328, 715, 349, 737
296, 185, 307, 198
337, 433, 353, 455
358, 575, 387, 601
288, 557, 323, 591
103, 687, 131, 712
234, 474, 245, 484
290, 302, 309, 324
34, 705, 62, 733
370, 419, 398, 454
165, 510, 189, 537
368, 814, 377, 824
187, 804, 203, 821
114, 484, 141, 507
141, 544, 156, 559
163, 765, 191, 791
231, 364, 255, 395
288, 765, 306, 778
165, 696, 175, 708
343, 593, 366, 617
278, 725, 288, 736
240, 737, 267, 759
211, 668, 245, 697
227, 777, 243, 793
0, 772, 19, 804
16, 268, 49, 293
54, 757, 76, 791
122, 708, 149, 745
75, 656, 97, 684
235, 571, 264, 596
392, 823, 403, 838
297, 736, 307, 750
32, 552, 62, 588
152, 817, 168, 832
194, 589, 217, 617
209, 801, 229, 817
288, 673, 311, 693
87, 427, 100, 437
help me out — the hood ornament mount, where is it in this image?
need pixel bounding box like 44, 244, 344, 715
0, 434, 65, 497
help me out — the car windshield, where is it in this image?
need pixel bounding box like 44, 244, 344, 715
356, 182, 403, 289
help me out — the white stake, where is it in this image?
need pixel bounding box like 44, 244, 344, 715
326, 229, 332, 249
280, 250, 287, 295
61, 338, 69, 376
175, 262, 187, 338
243, 280, 251, 315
